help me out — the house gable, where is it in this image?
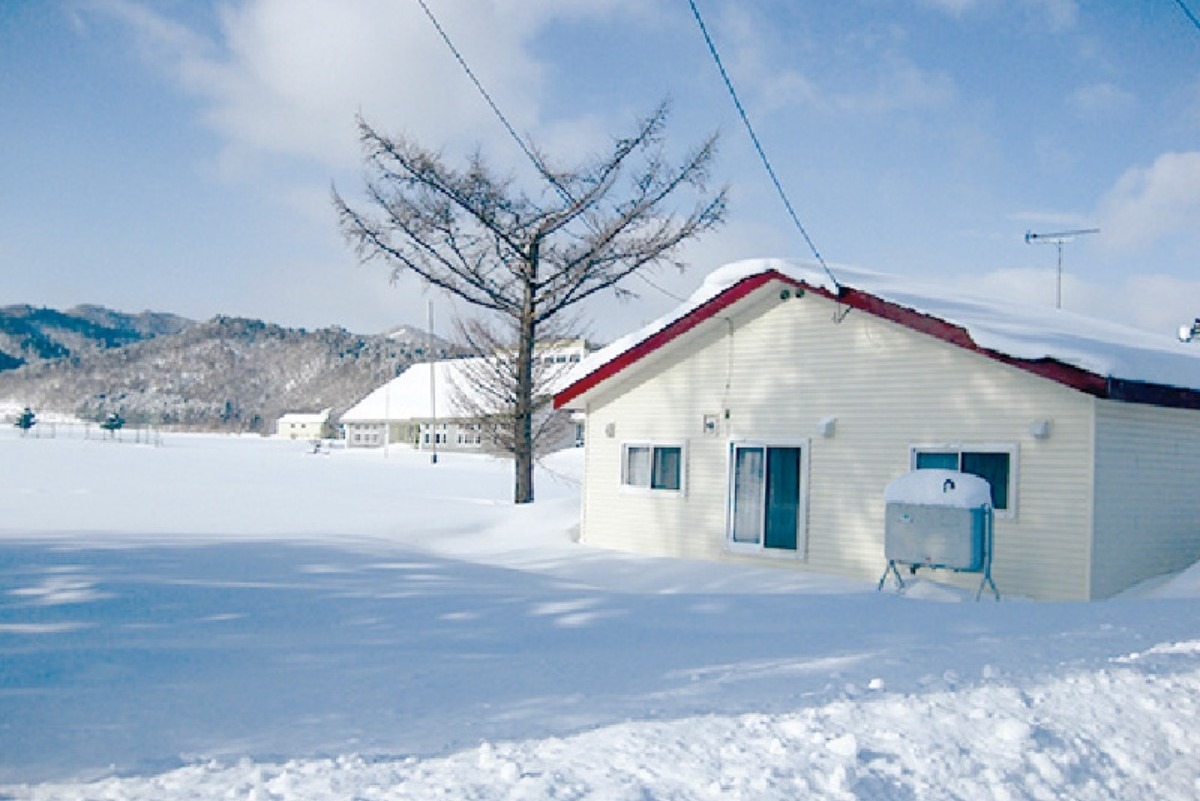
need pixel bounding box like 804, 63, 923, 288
574, 276, 1103, 599
563, 260, 1200, 601
556, 268, 1200, 411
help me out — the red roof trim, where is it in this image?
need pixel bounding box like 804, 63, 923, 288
833, 287, 1112, 398
553, 271, 780, 408
554, 269, 1200, 411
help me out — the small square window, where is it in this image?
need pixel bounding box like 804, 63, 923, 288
914, 447, 1013, 512
622, 444, 683, 492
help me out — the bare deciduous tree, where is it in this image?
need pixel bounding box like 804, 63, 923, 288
333, 103, 726, 503
445, 315, 579, 460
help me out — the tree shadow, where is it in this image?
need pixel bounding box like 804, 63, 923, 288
1, 538, 1197, 786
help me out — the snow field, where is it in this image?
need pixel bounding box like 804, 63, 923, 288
2, 429, 1200, 799
11, 658, 1200, 800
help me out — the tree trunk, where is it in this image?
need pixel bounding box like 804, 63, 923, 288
513, 241, 538, 504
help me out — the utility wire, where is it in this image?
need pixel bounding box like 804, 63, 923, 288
413, 0, 694, 305
1174, 0, 1200, 32
416, 0, 835, 302
412, 0, 571, 203
686, 0, 841, 292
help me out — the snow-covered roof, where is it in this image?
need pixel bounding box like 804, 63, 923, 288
340, 358, 491, 423
277, 408, 332, 424
343, 350, 583, 424
556, 258, 1200, 409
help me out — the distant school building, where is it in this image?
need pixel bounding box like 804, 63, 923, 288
341, 342, 590, 454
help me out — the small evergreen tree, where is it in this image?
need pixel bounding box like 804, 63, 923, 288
15, 407, 36, 433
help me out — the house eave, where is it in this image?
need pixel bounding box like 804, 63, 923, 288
553, 271, 781, 409
553, 269, 1200, 412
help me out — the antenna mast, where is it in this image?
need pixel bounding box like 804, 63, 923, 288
1024, 228, 1099, 309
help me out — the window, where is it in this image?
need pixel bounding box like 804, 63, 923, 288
622, 444, 683, 491
912, 446, 1014, 513
727, 442, 808, 556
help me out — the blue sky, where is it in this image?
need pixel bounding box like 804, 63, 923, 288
2, 0, 1199, 341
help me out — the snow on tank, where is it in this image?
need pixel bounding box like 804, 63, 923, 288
883, 469, 992, 509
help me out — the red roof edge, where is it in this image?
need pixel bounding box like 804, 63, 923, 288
834, 287, 1113, 398
554, 269, 1200, 411
553, 271, 781, 408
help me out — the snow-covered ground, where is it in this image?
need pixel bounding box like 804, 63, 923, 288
2, 428, 1199, 800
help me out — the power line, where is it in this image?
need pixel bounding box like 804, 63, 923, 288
686, 0, 841, 292
1174, 0, 1200, 33
413, 0, 705, 306
634, 271, 689, 302
412, 0, 569, 202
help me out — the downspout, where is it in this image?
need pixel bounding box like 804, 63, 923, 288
721, 316, 735, 437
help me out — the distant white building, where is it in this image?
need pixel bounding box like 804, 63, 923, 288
340, 343, 590, 453
275, 408, 334, 440
340, 358, 484, 451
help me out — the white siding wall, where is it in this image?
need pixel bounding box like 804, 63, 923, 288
580, 284, 1098, 600
1091, 400, 1200, 598
581, 314, 740, 563
276, 419, 330, 440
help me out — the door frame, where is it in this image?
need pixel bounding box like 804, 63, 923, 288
724, 438, 811, 559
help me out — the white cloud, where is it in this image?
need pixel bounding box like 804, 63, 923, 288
83, 0, 216, 70
1032, 135, 1083, 173
1097, 151, 1200, 250
831, 55, 955, 115
88, 0, 651, 173
940, 268, 1200, 337
916, 0, 1077, 29
1007, 210, 1093, 229
916, 0, 981, 17
91, 0, 680, 187
1025, 0, 1078, 31
1180, 79, 1200, 130
722, 8, 953, 118
212, 0, 548, 168
1103, 273, 1200, 335
1068, 82, 1137, 119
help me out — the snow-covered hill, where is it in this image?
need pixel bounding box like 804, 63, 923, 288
0, 306, 458, 430
0, 304, 192, 371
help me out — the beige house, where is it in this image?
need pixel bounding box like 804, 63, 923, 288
554, 259, 1200, 601
275, 408, 334, 440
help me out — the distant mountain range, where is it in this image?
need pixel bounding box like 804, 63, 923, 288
0, 304, 193, 371
0, 304, 458, 431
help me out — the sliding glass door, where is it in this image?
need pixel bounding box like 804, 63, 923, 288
729, 442, 807, 555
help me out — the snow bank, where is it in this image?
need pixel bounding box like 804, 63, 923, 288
10, 657, 1200, 800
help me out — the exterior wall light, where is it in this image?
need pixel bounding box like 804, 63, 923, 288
816, 416, 837, 438
1028, 420, 1051, 439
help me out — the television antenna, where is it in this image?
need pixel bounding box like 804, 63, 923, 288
1024, 228, 1099, 309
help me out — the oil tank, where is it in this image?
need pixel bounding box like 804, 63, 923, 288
883, 469, 992, 572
